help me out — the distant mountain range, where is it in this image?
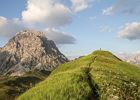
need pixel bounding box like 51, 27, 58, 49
118, 53, 140, 67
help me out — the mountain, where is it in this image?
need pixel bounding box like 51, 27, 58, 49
18, 50, 140, 100
118, 53, 140, 67
126, 53, 140, 67
0, 30, 68, 100
0, 30, 68, 76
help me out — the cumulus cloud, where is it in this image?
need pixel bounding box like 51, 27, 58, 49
103, 0, 140, 15
71, 0, 91, 12
44, 28, 76, 44
1, 0, 94, 45
118, 22, 140, 40
0, 16, 25, 37
22, 0, 72, 27
22, 0, 93, 27
0, 16, 76, 45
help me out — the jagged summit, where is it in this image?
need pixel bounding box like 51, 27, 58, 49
0, 30, 68, 76
16, 30, 45, 37
7, 30, 45, 46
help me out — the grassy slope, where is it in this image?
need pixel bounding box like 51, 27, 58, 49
0, 70, 50, 100
18, 50, 140, 100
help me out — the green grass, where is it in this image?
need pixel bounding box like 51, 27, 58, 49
18, 50, 140, 100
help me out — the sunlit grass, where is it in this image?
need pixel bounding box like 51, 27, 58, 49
18, 50, 140, 100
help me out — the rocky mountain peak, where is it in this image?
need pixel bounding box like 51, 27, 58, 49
0, 30, 68, 76
16, 30, 45, 37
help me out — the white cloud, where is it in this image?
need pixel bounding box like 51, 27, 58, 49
0, 16, 76, 45
103, 0, 140, 15
118, 22, 140, 40
22, 0, 94, 27
103, 6, 114, 15
101, 26, 112, 33
0, 16, 7, 25
0, 16, 25, 37
22, 0, 72, 27
71, 0, 91, 12
44, 28, 76, 44
0, 0, 93, 45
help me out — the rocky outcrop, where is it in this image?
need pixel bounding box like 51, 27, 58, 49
0, 30, 68, 76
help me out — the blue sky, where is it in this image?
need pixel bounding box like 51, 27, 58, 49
0, 0, 140, 58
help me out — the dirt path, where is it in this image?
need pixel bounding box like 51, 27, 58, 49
86, 56, 99, 100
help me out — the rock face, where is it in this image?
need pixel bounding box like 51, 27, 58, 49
126, 54, 140, 67
118, 53, 140, 67
0, 30, 68, 76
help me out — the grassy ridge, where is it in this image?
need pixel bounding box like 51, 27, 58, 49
18, 50, 140, 100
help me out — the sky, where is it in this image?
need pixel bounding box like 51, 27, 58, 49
0, 0, 140, 59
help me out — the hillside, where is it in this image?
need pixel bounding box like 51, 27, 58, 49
18, 50, 140, 100
0, 30, 68, 100
0, 71, 50, 100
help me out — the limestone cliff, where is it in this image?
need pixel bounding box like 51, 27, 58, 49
0, 30, 68, 76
